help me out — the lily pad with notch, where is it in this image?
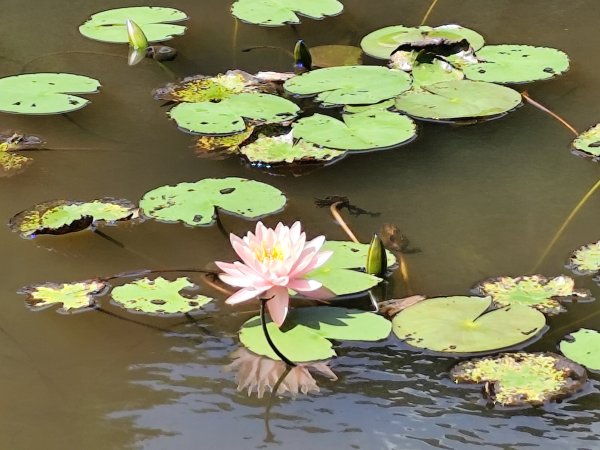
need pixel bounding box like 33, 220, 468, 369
18, 279, 108, 313
560, 328, 600, 371
572, 124, 600, 160
231, 0, 343, 26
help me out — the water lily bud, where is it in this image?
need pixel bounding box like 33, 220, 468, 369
366, 233, 387, 276
294, 40, 312, 72
126, 19, 149, 50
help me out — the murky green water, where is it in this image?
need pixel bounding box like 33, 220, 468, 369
1, 0, 599, 448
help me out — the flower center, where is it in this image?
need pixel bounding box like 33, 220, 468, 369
254, 244, 285, 263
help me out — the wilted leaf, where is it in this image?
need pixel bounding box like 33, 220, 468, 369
19, 279, 108, 313
568, 240, 600, 275
194, 126, 254, 159
231, 0, 343, 26
379, 295, 426, 318
0, 132, 43, 177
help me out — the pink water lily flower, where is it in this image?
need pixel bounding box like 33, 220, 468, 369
215, 222, 332, 327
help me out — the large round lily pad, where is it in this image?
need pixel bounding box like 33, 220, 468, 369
0, 73, 100, 115
18, 280, 108, 313
79, 6, 187, 43
560, 328, 600, 371
451, 352, 587, 406
572, 124, 600, 159
292, 110, 416, 151
392, 296, 546, 353
139, 177, 286, 226
231, 0, 343, 26
568, 240, 600, 275
395, 80, 521, 121
284, 66, 411, 106
462, 45, 569, 84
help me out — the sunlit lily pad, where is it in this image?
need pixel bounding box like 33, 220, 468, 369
451, 352, 587, 406
293, 110, 416, 151
310, 45, 363, 68
79, 6, 187, 44
462, 45, 570, 84
18, 279, 108, 313
560, 329, 600, 371
395, 80, 521, 121
284, 66, 411, 106
9, 198, 138, 238
139, 177, 286, 226
360, 24, 484, 60
0, 73, 100, 115
572, 124, 600, 159
568, 240, 600, 275
473, 275, 590, 315
0, 132, 44, 177
392, 296, 546, 353
231, 0, 343, 26
411, 60, 464, 89
240, 307, 391, 361
195, 126, 254, 159
111, 277, 212, 315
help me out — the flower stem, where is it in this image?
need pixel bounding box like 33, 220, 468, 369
330, 201, 360, 243
260, 299, 296, 367
521, 91, 579, 137
420, 0, 439, 26
263, 364, 292, 443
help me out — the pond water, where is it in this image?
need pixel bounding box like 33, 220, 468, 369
1, 0, 599, 449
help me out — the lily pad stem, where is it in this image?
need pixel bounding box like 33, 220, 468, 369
260, 298, 296, 367
330, 201, 360, 244
420, 0, 439, 26
521, 91, 578, 137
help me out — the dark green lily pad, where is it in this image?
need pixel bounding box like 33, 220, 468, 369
79, 6, 187, 43
451, 352, 587, 406
139, 177, 286, 226
395, 80, 521, 121
310, 45, 363, 68
284, 66, 411, 106
240, 307, 391, 362
0, 132, 44, 177
111, 277, 212, 315
231, 0, 343, 26
560, 329, 600, 371
18, 279, 108, 313
568, 240, 600, 275
462, 45, 569, 84
392, 296, 546, 353
572, 124, 600, 159
0, 73, 100, 115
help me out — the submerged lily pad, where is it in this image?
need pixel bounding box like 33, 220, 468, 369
568, 240, 600, 275
139, 177, 286, 226
111, 277, 212, 314
392, 296, 546, 353
9, 198, 137, 238
462, 45, 569, 84
79, 6, 187, 43
0, 73, 100, 115
240, 307, 391, 361
560, 329, 600, 371
0, 133, 44, 177
284, 66, 411, 106
395, 80, 521, 121
473, 275, 590, 315
293, 110, 416, 151
19, 280, 108, 313
451, 352, 587, 406
572, 124, 600, 159
231, 0, 343, 26
310, 45, 363, 68
360, 24, 484, 60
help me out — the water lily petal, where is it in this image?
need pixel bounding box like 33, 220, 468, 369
225, 286, 268, 304
265, 286, 289, 327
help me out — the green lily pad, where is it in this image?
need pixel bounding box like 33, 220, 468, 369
568, 240, 600, 275
18, 279, 108, 313
111, 277, 212, 315
560, 329, 600, 371
284, 66, 411, 106
310, 45, 363, 68
451, 352, 587, 406
139, 177, 286, 226
231, 0, 343, 26
9, 198, 138, 238
240, 307, 391, 361
462, 45, 569, 84
473, 275, 590, 315
392, 296, 546, 353
79, 6, 187, 44
411, 60, 464, 89
395, 80, 521, 121
360, 24, 484, 60
169, 93, 299, 134
0, 133, 43, 177
292, 110, 416, 151
573, 124, 600, 159
0, 73, 100, 115
343, 99, 395, 114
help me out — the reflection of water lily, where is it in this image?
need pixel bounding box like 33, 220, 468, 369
225, 348, 338, 398
215, 222, 332, 326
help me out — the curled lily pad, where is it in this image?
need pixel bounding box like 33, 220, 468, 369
293, 110, 416, 151
451, 352, 587, 406
9, 198, 138, 238
0, 132, 44, 177
395, 80, 521, 121
572, 124, 600, 159
18, 279, 108, 313
360, 24, 484, 60
111, 277, 212, 315
240, 307, 391, 362
139, 177, 286, 226
568, 240, 600, 275
560, 329, 600, 371
195, 126, 254, 159
0, 73, 100, 115
231, 0, 343, 26
392, 296, 546, 353
79, 7, 187, 44
462, 45, 570, 84
310, 45, 363, 68
284, 66, 411, 106
473, 275, 591, 315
